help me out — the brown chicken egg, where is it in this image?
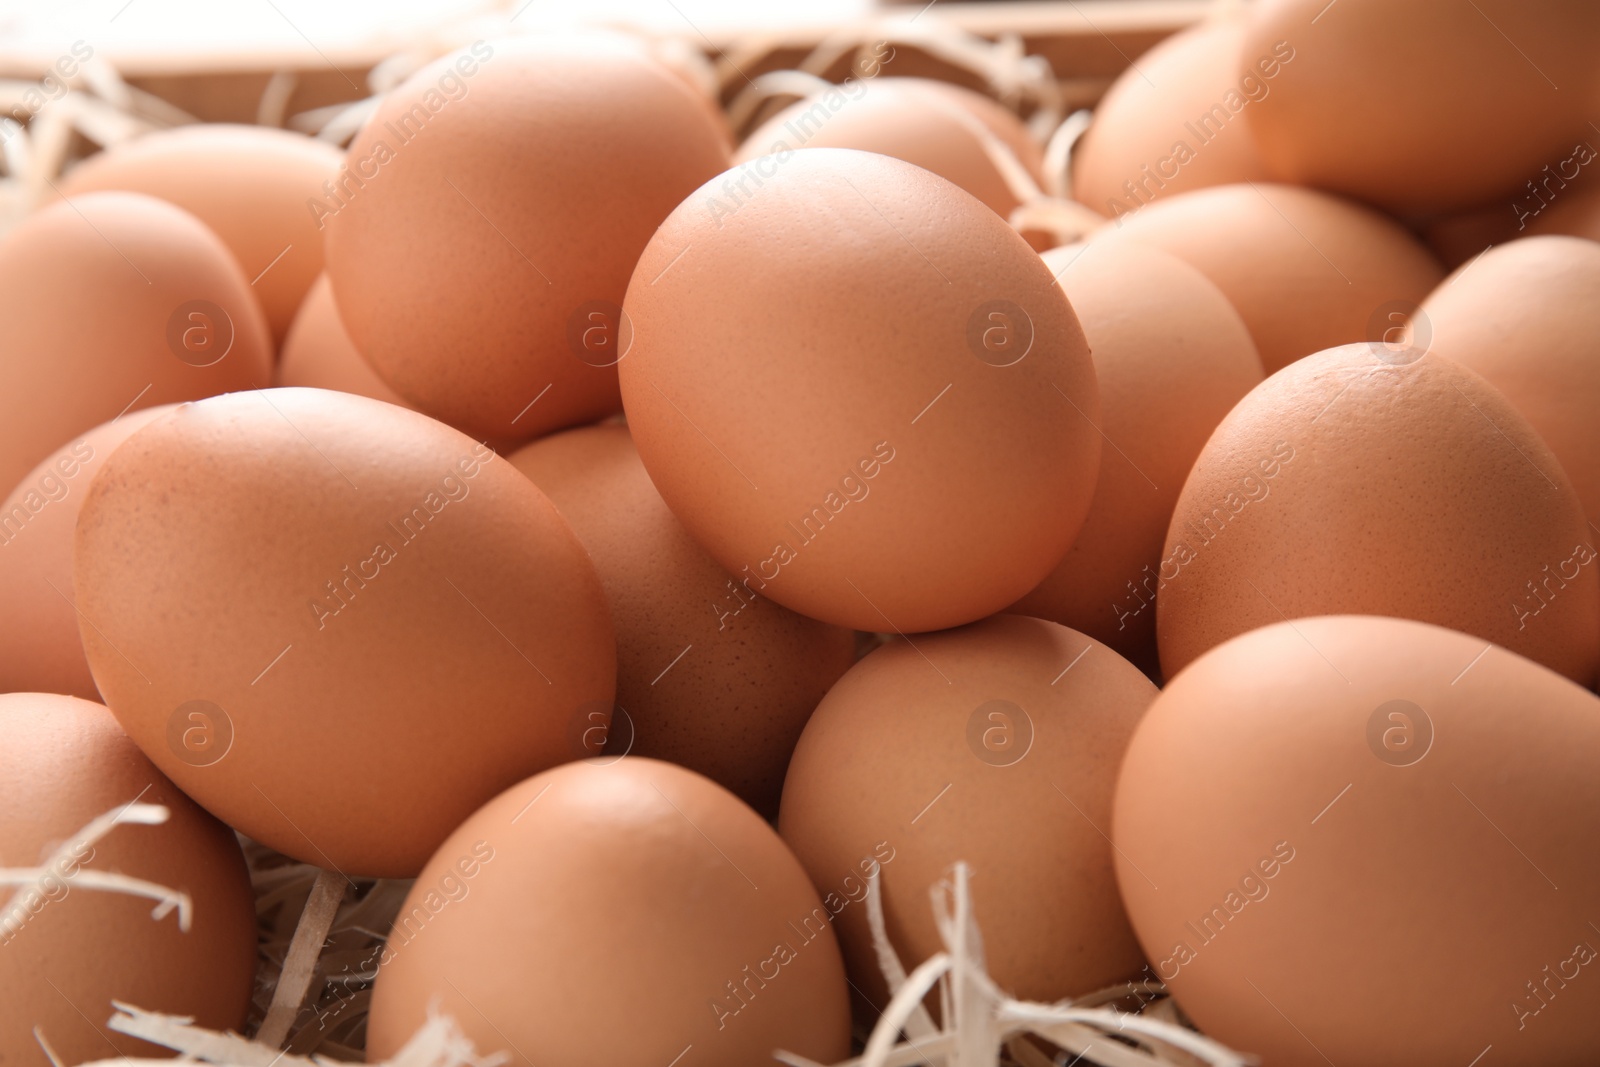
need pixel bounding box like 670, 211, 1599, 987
323, 35, 730, 444
1421, 236, 1600, 524
1240, 0, 1600, 216
1115, 615, 1600, 1066
1010, 242, 1263, 674
0, 406, 175, 700
1092, 182, 1444, 373
72, 388, 615, 877
1156, 342, 1600, 685
620, 148, 1102, 633
779, 614, 1155, 1016
276, 274, 413, 409
1421, 204, 1524, 268
0, 693, 256, 1067
1072, 20, 1272, 216
58, 124, 345, 346
1422, 146, 1600, 265
368, 758, 851, 1067
0, 191, 272, 500
509, 423, 856, 819
735, 77, 1045, 221
1526, 182, 1600, 242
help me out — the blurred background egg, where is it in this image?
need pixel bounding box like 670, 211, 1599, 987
0, 406, 175, 700
1010, 241, 1262, 675
73, 388, 615, 877
1156, 342, 1600, 685
276, 274, 413, 409
0, 191, 272, 498
779, 614, 1155, 1018
1420, 236, 1600, 525
1240, 0, 1600, 217
1422, 155, 1600, 266
324, 35, 731, 444
1115, 615, 1600, 1065
368, 758, 851, 1067
1071, 19, 1271, 215
1092, 182, 1444, 373
0, 693, 256, 1067
1522, 181, 1600, 242
620, 149, 1101, 633
735, 77, 1045, 222
57, 124, 345, 347
509, 423, 857, 819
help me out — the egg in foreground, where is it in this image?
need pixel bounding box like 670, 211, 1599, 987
73, 388, 615, 877
368, 758, 851, 1067
1116, 615, 1600, 1065
0, 693, 257, 1067
780, 614, 1155, 1016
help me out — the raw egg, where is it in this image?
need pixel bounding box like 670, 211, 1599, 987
1092, 182, 1444, 373
1072, 19, 1272, 215
779, 614, 1155, 1015
1421, 235, 1600, 523
276, 274, 413, 410
58, 123, 345, 346
0, 191, 271, 500
1010, 241, 1262, 673
1156, 342, 1600, 685
73, 388, 615, 877
0, 692, 256, 1067
619, 148, 1102, 633
0, 406, 175, 700
735, 77, 1045, 221
1240, 0, 1600, 215
1115, 615, 1600, 1065
509, 423, 857, 819
367, 758, 851, 1067
324, 36, 731, 443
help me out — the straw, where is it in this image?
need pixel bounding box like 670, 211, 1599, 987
0, 802, 193, 935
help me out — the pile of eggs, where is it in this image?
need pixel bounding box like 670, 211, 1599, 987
2, 1, 1599, 1065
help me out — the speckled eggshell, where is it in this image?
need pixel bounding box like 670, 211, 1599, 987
1072, 20, 1271, 215
1115, 615, 1600, 1065
0, 406, 176, 699
0, 693, 256, 1067
509, 423, 856, 819
1010, 242, 1262, 674
276, 274, 413, 409
1241, 0, 1600, 216
619, 148, 1102, 633
735, 77, 1045, 221
72, 388, 615, 877
1092, 182, 1444, 373
1156, 343, 1600, 685
367, 758, 851, 1067
0, 191, 272, 500
779, 614, 1155, 1017
323, 36, 731, 444
58, 124, 345, 346
1421, 236, 1600, 523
